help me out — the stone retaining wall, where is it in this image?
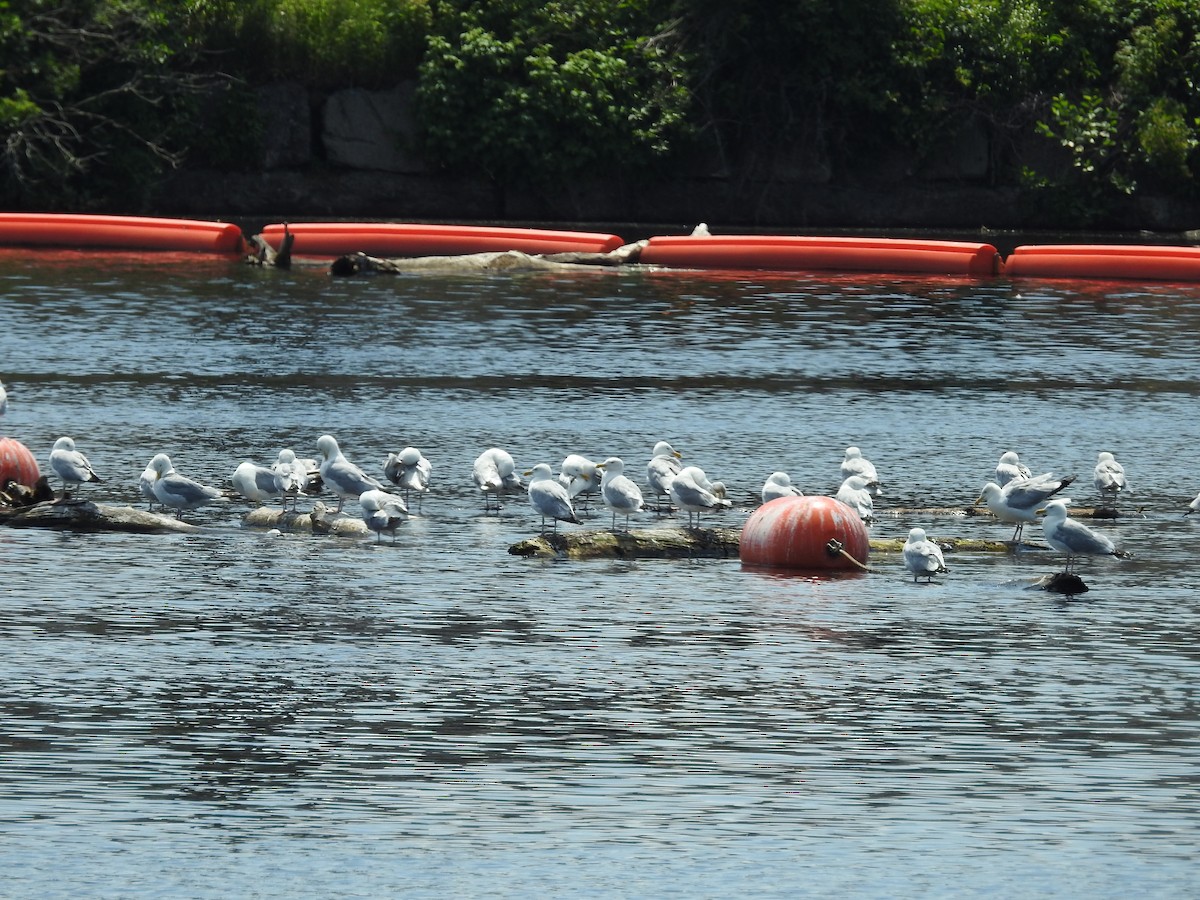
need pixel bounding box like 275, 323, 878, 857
154, 81, 1200, 232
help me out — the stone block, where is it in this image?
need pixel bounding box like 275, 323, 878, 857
323, 82, 425, 173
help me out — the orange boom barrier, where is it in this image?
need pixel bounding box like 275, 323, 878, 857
0, 213, 245, 253
1004, 244, 1200, 281
639, 234, 1001, 276
262, 222, 626, 258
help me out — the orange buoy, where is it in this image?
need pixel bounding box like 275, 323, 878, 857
740, 495, 870, 571
0, 436, 40, 489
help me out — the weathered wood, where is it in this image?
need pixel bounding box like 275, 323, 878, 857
243, 502, 370, 537
509, 527, 1024, 560
881, 505, 1135, 519
1031, 572, 1089, 595
510, 526, 742, 560
0, 500, 199, 533
246, 230, 294, 268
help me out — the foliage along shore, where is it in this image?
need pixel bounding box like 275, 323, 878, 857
3, 1, 1200, 230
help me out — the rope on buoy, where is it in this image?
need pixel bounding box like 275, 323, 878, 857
825, 538, 871, 572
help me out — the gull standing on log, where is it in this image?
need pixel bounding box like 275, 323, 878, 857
1039, 498, 1129, 573
669, 465, 731, 528
272, 448, 316, 511
1093, 451, 1128, 504
597, 456, 644, 531
317, 434, 385, 514
148, 453, 226, 521
977, 472, 1075, 543
48, 436, 102, 500
647, 440, 683, 509
232, 461, 282, 506
524, 463, 580, 532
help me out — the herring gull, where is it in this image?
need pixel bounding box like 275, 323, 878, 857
841, 447, 882, 495
524, 463, 580, 532
995, 451, 1033, 487
317, 434, 385, 513
359, 488, 409, 542
558, 454, 602, 502
272, 448, 318, 510
903, 527, 948, 582
977, 472, 1075, 542
669, 465, 731, 527
597, 456, 644, 531
647, 440, 683, 509
384, 446, 432, 511
1039, 498, 1129, 573
232, 461, 282, 506
761, 471, 803, 504
472, 447, 522, 511
148, 453, 226, 521
48, 436, 102, 499
138, 458, 159, 511
836, 474, 875, 523
1093, 451, 1128, 503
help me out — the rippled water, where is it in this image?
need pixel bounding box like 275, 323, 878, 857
2, 250, 1199, 897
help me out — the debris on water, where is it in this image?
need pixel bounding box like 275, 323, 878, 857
1033, 572, 1089, 595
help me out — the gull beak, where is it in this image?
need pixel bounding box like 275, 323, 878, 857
522, 469, 533, 477
1035, 507, 1045, 515
973, 495, 984, 506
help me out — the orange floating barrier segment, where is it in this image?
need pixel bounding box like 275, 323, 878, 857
639, 234, 1002, 276
262, 222, 626, 258
0, 213, 245, 254
1004, 244, 1200, 281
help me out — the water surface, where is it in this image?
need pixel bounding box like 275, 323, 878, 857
1, 252, 1198, 896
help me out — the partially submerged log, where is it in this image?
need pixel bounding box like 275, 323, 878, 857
882, 505, 1135, 520
243, 502, 369, 537
0, 499, 199, 533
246, 228, 293, 268
329, 244, 647, 277
510, 527, 1020, 560
1031, 572, 1089, 595
510, 526, 742, 560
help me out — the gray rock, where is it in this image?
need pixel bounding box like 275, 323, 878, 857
323, 82, 425, 173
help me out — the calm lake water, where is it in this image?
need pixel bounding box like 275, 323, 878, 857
2, 249, 1199, 897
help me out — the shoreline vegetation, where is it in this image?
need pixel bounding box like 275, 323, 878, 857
2, 2, 1200, 230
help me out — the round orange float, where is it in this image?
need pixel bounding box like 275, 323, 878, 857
0, 436, 40, 489
740, 495, 870, 571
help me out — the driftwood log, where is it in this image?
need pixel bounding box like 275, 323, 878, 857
245, 228, 294, 267
243, 502, 370, 536
509, 527, 1022, 560
327, 241, 649, 277
0, 499, 199, 533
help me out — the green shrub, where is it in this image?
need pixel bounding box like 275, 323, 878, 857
416, 0, 690, 187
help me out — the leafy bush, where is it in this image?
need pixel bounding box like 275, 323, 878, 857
416, 0, 691, 188
192, 0, 432, 89
0, 0, 224, 208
